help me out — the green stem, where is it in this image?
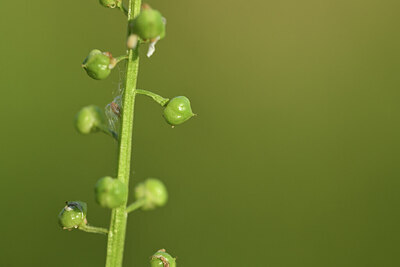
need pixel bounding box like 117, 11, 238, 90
125, 199, 146, 213
117, 1, 128, 16
116, 55, 129, 63
79, 224, 108, 235
105, 0, 142, 266
136, 89, 169, 106
98, 125, 119, 141
110, 55, 129, 69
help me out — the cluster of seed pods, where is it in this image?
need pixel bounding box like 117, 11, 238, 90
57, 1, 195, 266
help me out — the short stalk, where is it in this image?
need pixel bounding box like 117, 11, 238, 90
136, 89, 169, 106
126, 199, 146, 214
105, 0, 142, 266
98, 125, 119, 141
79, 224, 109, 235
117, 0, 129, 16
110, 55, 129, 69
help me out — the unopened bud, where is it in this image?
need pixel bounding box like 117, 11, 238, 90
130, 8, 165, 40
82, 49, 112, 80
75, 105, 105, 134
135, 178, 168, 210
95, 176, 128, 209
58, 201, 87, 230
163, 96, 195, 126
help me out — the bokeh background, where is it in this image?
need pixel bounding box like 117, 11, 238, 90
1, 0, 399, 266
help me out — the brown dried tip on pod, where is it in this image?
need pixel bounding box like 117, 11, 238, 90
141, 3, 151, 9
150, 249, 177, 267
99, 0, 118, 8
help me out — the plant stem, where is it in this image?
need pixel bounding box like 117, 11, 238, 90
105, 0, 141, 266
79, 224, 109, 235
125, 199, 146, 213
98, 125, 119, 141
110, 55, 129, 69
136, 89, 169, 106
117, 1, 128, 16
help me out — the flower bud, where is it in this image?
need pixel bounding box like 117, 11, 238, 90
95, 176, 128, 209
58, 201, 87, 230
150, 249, 176, 267
163, 96, 195, 126
82, 49, 112, 80
75, 105, 105, 134
99, 0, 117, 8
135, 178, 168, 210
130, 8, 165, 40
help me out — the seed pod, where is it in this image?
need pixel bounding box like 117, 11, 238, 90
150, 249, 177, 267
99, 0, 117, 8
163, 96, 195, 126
75, 105, 105, 134
130, 8, 165, 40
135, 178, 168, 210
95, 176, 128, 209
159, 17, 167, 40
82, 49, 112, 80
58, 201, 87, 230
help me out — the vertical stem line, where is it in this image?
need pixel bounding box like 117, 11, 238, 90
105, 0, 142, 266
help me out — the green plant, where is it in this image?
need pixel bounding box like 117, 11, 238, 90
58, 0, 195, 266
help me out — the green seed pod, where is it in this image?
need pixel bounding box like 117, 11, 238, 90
130, 8, 165, 40
82, 49, 112, 80
150, 249, 177, 267
135, 178, 168, 210
99, 0, 117, 8
163, 96, 195, 126
75, 105, 105, 134
58, 201, 87, 230
159, 21, 166, 40
95, 176, 128, 209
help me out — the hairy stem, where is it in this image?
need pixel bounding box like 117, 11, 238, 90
105, 0, 142, 266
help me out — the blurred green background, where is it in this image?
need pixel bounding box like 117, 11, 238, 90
0, 0, 399, 266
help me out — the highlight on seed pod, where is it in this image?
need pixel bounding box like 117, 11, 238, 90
82, 49, 113, 80
163, 96, 195, 126
75, 105, 106, 134
134, 178, 168, 210
150, 249, 177, 267
58, 201, 87, 230
95, 176, 128, 209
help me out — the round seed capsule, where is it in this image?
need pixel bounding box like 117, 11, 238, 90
130, 8, 165, 40
82, 49, 112, 80
99, 0, 117, 8
58, 201, 87, 230
75, 105, 105, 134
163, 96, 195, 126
95, 176, 128, 209
135, 178, 168, 210
150, 249, 176, 267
